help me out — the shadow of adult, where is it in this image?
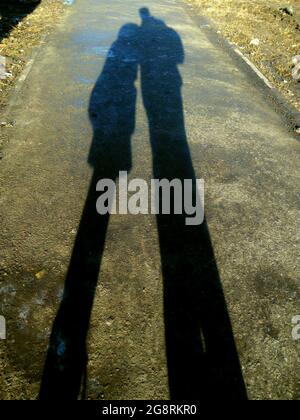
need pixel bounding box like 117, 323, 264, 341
139, 7, 247, 400
39, 23, 139, 400
0, 0, 41, 44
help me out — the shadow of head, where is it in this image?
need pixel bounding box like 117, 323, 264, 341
139, 7, 151, 21
118, 22, 139, 40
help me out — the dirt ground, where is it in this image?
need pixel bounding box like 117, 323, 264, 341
186, 0, 300, 112
0, 0, 64, 109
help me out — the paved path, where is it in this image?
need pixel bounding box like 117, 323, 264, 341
0, 0, 299, 400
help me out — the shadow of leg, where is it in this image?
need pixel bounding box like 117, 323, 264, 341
159, 213, 247, 400
39, 169, 111, 400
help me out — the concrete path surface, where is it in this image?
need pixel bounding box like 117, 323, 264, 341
0, 0, 299, 400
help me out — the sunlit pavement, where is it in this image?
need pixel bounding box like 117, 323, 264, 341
0, 0, 299, 400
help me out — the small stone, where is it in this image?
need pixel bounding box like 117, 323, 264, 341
292, 55, 300, 65
1, 121, 15, 128
105, 316, 114, 327
295, 125, 300, 134
35, 270, 46, 280
280, 6, 294, 16
250, 38, 260, 47
292, 56, 300, 81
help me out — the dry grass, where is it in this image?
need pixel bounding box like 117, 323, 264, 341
0, 0, 64, 107
186, 0, 300, 111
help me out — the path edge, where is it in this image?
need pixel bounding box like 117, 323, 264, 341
0, 3, 71, 155
181, 1, 300, 137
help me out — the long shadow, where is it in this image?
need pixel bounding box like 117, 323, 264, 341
40, 8, 247, 400
139, 8, 247, 400
39, 23, 139, 400
0, 0, 41, 43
